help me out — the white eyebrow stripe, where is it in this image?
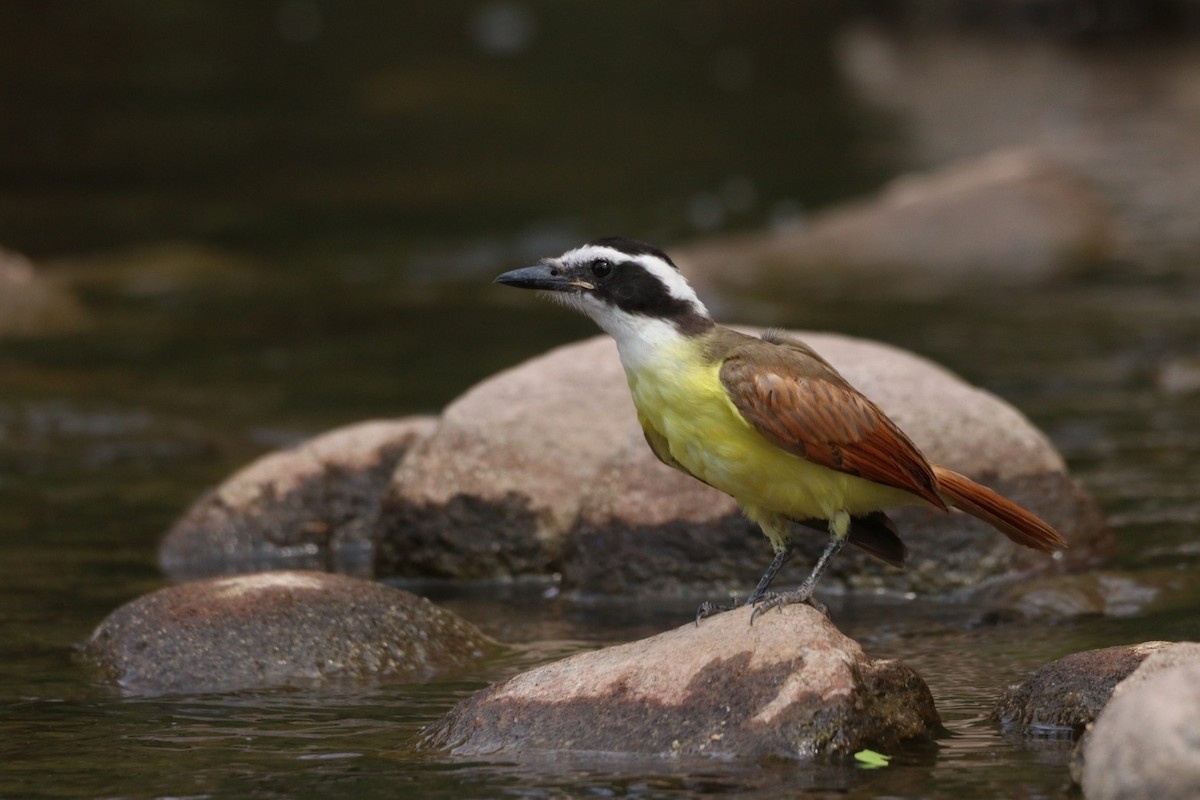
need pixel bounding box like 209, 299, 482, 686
558, 244, 706, 312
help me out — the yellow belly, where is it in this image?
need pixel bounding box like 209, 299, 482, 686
626, 346, 919, 521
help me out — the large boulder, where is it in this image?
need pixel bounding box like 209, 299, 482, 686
376, 338, 632, 578
160, 418, 436, 579
81, 570, 500, 695
423, 603, 939, 759
561, 428, 758, 597
677, 150, 1114, 302
834, 24, 1200, 271
379, 332, 1109, 598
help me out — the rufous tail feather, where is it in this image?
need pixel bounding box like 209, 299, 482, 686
932, 465, 1068, 553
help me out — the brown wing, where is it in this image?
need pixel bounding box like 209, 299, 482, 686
719, 331, 947, 510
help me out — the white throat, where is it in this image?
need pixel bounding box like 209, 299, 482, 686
595, 307, 692, 374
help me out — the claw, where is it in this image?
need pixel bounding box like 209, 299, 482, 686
694, 595, 741, 626
749, 590, 828, 625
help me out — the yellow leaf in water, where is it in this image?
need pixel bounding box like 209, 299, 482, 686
854, 749, 892, 768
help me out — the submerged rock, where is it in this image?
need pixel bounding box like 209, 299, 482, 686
1158, 355, 1200, 396
378, 332, 1108, 597
160, 417, 436, 579
81, 570, 499, 695
1077, 643, 1200, 799
0, 246, 86, 337
424, 603, 939, 759
52, 241, 262, 299
992, 641, 1172, 734
980, 568, 1199, 621
679, 150, 1114, 301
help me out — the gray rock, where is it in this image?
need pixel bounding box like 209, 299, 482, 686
423, 603, 939, 759
1078, 643, 1200, 799
1158, 356, 1200, 396
52, 242, 261, 299
377, 337, 632, 578
160, 418, 437, 579
561, 427, 753, 598
678, 150, 1114, 302
834, 24, 1200, 271
81, 570, 500, 695
981, 569, 1198, 621
0, 246, 86, 337
992, 641, 1172, 734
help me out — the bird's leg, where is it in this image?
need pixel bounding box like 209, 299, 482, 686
743, 544, 793, 605
697, 509, 799, 625
694, 543, 793, 625
751, 511, 850, 624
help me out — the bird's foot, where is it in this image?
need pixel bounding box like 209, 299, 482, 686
694, 596, 741, 626
749, 590, 828, 625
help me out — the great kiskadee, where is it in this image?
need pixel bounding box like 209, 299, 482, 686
496, 237, 1067, 620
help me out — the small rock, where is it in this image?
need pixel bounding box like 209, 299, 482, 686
52, 241, 261, 299
992, 641, 1172, 734
81, 570, 500, 695
0, 246, 86, 337
423, 603, 939, 759
159, 417, 437, 579
980, 569, 1200, 621
1158, 356, 1200, 396
1078, 643, 1200, 799
679, 150, 1114, 301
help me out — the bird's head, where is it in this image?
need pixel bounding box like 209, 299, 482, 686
495, 237, 713, 339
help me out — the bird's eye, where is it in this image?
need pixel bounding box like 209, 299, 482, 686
590, 259, 612, 278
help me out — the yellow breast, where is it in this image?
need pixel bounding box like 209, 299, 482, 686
624, 339, 916, 521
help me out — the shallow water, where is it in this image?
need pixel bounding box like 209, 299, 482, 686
3, 3, 1200, 797
3, 269, 1199, 798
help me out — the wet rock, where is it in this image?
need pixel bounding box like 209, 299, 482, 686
0, 246, 86, 337
560, 332, 1108, 598
980, 569, 1200, 621
1077, 643, 1200, 799
160, 418, 437, 580
992, 641, 1171, 734
423, 603, 939, 759
81, 570, 500, 695
1158, 356, 1200, 396
679, 150, 1114, 302
561, 428, 752, 598
376, 337, 632, 578
53, 241, 262, 299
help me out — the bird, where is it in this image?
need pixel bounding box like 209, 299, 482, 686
495, 237, 1067, 622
